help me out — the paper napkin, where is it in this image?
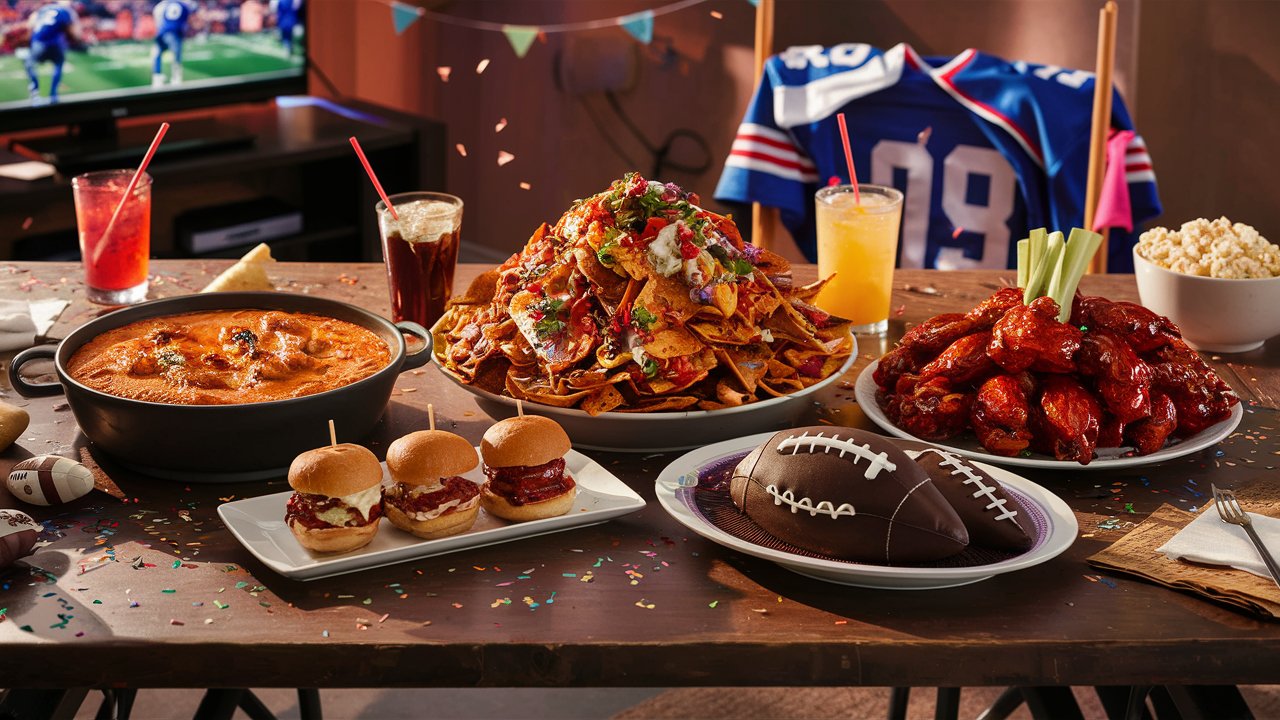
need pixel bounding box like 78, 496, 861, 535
1158, 505, 1280, 580
0, 299, 69, 352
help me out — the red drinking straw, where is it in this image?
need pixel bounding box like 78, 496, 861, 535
349, 136, 399, 220
835, 113, 860, 205
91, 121, 169, 265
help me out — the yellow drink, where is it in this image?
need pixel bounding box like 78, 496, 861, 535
815, 184, 903, 334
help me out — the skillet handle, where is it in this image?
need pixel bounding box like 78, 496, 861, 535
9, 345, 65, 398
396, 321, 433, 371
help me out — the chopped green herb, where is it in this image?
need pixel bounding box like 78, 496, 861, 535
642, 358, 659, 378
596, 240, 618, 266
157, 349, 185, 368
727, 258, 754, 276
632, 307, 657, 331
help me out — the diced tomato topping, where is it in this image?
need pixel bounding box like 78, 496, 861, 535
639, 217, 669, 242
679, 239, 700, 260
797, 356, 825, 378
667, 356, 697, 386
527, 282, 542, 295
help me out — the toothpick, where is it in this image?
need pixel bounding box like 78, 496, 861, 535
428, 404, 436, 431
328, 419, 337, 447
516, 399, 524, 417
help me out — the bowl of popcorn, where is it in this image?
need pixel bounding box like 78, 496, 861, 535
1133, 217, 1280, 353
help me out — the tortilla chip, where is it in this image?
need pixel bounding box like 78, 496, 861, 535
201, 243, 275, 292
614, 395, 701, 412
644, 327, 702, 359
580, 385, 626, 416
713, 344, 771, 394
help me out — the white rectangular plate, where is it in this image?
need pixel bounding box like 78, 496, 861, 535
217, 449, 645, 581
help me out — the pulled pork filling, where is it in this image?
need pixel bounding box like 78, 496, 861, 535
286, 486, 383, 530
483, 457, 575, 506
384, 477, 481, 521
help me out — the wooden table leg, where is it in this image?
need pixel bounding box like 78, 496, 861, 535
887, 687, 910, 720
935, 687, 960, 720
297, 689, 322, 720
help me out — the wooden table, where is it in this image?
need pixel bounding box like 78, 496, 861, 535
2, 261, 1278, 692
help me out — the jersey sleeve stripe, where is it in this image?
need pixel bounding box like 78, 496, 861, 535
730, 139, 817, 171
725, 154, 821, 184
1124, 162, 1152, 172
1124, 152, 1152, 166
1126, 170, 1156, 184
734, 133, 802, 155
737, 122, 793, 145
728, 149, 818, 175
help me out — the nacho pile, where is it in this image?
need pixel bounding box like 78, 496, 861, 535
432, 173, 854, 414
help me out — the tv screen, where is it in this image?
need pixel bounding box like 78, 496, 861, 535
0, 0, 305, 114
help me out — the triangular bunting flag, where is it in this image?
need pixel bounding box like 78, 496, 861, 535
619, 10, 655, 44
390, 1, 422, 35
745, 0, 759, 6
503, 25, 538, 58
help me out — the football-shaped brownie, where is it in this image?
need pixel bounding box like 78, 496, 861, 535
909, 448, 1034, 553
729, 426, 968, 563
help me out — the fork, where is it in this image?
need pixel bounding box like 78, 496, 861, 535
1211, 484, 1280, 589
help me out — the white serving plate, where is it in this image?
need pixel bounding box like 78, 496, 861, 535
434, 337, 857, 453
655, 432, 1078, 590
218, 448, 644, 581
855, 359, 1243, 470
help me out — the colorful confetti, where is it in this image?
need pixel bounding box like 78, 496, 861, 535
476, 58, 490, 74
437, 67, 452, 82
497, 151, 516, 166
495, 118, 508, 133
456, 143, 468, 157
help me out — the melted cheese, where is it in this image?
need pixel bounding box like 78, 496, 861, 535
341, 484, 383, 521
647, 224, 683, 277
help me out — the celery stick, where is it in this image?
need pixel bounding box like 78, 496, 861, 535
1052, 228, 1103, 322
1022, 229, 1049, 304
1024, 230, 1062, 304
1016, 238, 1029, 289
1044, 231, 1069, 304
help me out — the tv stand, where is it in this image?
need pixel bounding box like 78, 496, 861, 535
0, 99, 445, 263
10, 117, 255, 175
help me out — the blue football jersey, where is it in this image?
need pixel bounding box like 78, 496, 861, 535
153, 0, 193, 35
715, 43, 1161, 272
30, 4, 75, 46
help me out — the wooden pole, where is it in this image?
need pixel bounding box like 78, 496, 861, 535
750, 0, 776, 252
1085, 1, 1118, 274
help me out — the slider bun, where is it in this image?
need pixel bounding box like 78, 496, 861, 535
480, 484, 576, 522
288, 443, 383, 497
387, 430, 478, 486
384, 500, 480, 539
288, 521, 379, 554
480, 415, 571, 468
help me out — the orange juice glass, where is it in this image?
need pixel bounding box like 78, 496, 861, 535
814, 184, 903, 335
72, 169, 151, 305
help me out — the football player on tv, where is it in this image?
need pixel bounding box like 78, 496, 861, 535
152, 0, 197, 87
24, 0, 81, 105
270, 0, 303, 58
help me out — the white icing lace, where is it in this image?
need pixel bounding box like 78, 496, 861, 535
776, 431, 896, 479
916, 448, 1018, 523
765, 484, 856, 519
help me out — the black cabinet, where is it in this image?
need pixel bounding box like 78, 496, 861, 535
0, 99, 445, 263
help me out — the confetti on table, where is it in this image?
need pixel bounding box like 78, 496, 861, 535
170, 619, 184, 626
708, 600, 718, 608
635, 600, 655, 610
476, 58, 490, 74
437, 67, 452, 82
497, 151, 515, 166
834, 620, 849, 625
452, 603, 463, 609
161, 589, 176, 594
495, 118, 508, 133
214, 601, 228, 609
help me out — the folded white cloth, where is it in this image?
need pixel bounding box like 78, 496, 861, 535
0, 299, 69, 352
1158, 504, 1280, 580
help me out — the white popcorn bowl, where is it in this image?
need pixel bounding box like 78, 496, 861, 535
1133, 247, 1280, 353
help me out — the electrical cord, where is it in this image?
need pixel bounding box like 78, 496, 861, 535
604, 90, 713, 179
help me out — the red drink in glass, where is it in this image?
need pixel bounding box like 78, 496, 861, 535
72, 169, 151, 305
377, 193, 463, 328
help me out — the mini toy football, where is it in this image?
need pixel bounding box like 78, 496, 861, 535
910, 448, 1034, 553
729, 426, 968, 563
7, 455, 95, 506
0, 508, 40, 569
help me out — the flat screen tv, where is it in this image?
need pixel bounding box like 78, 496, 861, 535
0, 0, 307, 165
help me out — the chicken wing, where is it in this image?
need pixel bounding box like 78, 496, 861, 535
888, 375, 973, 441
970, 374, 1034, 456
1125, 392, 1178, 455
898, 313, 977, 355
1071, 296, 1181, 353
1077, 327, 1153, 423
987, 296, 1082, 374
918, 332, 997, 386
1032, 375, 1102, 464
1148, 338, 1239, 437
873, 343, 925, 392
965, 287, 1024, 329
